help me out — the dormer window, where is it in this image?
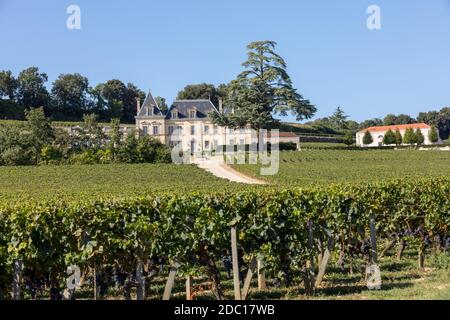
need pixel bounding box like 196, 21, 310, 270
146, 107, 153, 116
189, 109, 196, 119
172, 110, 178, 119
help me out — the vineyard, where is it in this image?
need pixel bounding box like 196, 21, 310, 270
0, 177, 448, 300
0, 163, 251, 204
233, 149, 450, 186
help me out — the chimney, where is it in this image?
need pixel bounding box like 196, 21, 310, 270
218, 98, 223, 114
136, 97, 141, 114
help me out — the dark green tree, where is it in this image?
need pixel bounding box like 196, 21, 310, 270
212, 41, 315, 140
403, 128, 417, 145
415, 129, 425, 145
50, 73, 91, 119
155, 96, 169, 114
342, 131, 354, 146
362, 131, 373, 145
177, 83, 226, 107
394, 129, 403, 146
92, 80, 144, 123
384, 114, 415, 125
329, 106, 348, 130
0, 70, 18, 99
358, 118, 383, 130
16, 67, 49, 110
382, 129, 397, 145
345, 120, 359, 132
383, 114, 398, 125
108, 118, 123, 161
122, 83, 145, 123
396, 114, 416, 124
428, 126, 439, 144
417, 111, 439, 127
25, 107, 54, 163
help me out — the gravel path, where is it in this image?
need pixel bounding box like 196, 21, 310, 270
193, 157, 267, 185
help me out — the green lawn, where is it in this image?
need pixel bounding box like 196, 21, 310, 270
233, 149, 450, 187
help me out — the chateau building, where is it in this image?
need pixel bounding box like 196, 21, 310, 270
135, 91, 254, 154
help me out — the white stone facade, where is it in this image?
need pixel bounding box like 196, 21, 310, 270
135, 91, 254, 154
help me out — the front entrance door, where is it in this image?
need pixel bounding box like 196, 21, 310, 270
190, 140, 196, 155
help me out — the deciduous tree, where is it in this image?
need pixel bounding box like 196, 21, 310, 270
16, 67, 49, 110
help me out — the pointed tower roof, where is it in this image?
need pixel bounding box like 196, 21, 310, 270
137, 90, 165, 117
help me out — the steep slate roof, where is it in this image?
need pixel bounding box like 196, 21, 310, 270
358, 123, 430, 133
137, 91, 165, 118
165, 100, 219, 120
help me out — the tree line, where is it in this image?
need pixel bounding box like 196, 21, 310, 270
309, 107, 450, 141
0, 68, 149, 123
362, 126, 439, 146
0, 108, 171, 166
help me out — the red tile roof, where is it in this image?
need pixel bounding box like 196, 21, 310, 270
359, 123, 430, 133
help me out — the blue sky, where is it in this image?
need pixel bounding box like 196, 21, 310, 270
1, 0, 449, 122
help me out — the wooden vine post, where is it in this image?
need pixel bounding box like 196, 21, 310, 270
230, 225, 241, 300
369, 215, 378, 264
304, 221, 316, 295
257, 256, 266, 290
12, 259, 23, 300
241, 256, 257, 300
136, 259, 145, 300
315, 228, 333, 286
366, 214, 382, 290
186, 275, 193, 300
162, 262, 181, 300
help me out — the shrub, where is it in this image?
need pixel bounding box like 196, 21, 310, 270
40, 145, 63, 165
428, 126, 439, 144
403, 128, 417, 144
362, 131, 373, 145
382, 129, 397, 145
342, 131, 354, 146
395, 129, 403, 145
415, 129, 425, 145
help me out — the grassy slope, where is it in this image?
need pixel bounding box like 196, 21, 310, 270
233, 150, 450, 187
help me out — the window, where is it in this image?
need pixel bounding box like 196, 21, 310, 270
168, 126, 174, 135
240, 139, 245, 145
146, 107, 153, 116
205, 140, 210, 149
142, 126, 148, 136
214, 139, 218, 148
177, 126, 183, 135
189, 109, 196, 118
228, 128, 233, 134
152, 125, 159, 135
172, 110, 178, 119
204, 125, 209, 134
229, 139, 234, 146
190, 125, 196, 135
213, 125, 218, 135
